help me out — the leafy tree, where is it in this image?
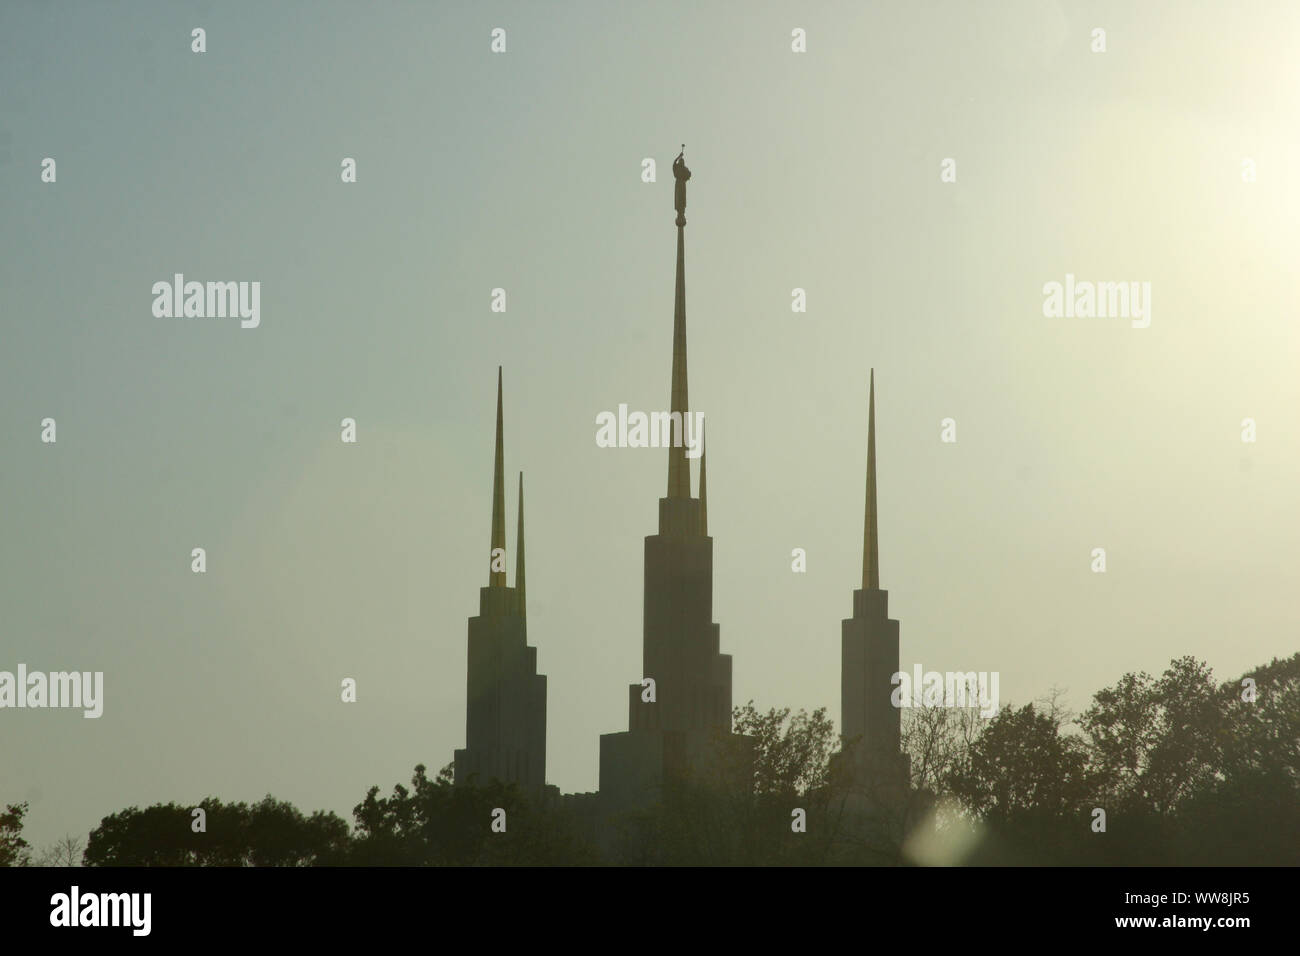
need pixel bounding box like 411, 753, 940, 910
84, 796, 349, 866
1221, 653, 1300, 782
244, 796, 350, 866
62, 651, 1300, 867
931, 655, 1300, 865
949, 702, 1091, 823
1079, 656, 1224, 814
634, 702, 895, 865
1171, 653, 1300, 865
0, 802, 32, 867
349, 762, 597, 865
942, 702, 1093, 864
736, 703, 838, 797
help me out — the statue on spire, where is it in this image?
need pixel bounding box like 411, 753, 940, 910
673, 145, 691, 226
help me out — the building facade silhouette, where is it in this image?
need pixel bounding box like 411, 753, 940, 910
597, 149, 740, 814
453, 368, 548, 795
452, 152, 910, 834
840, 370, 911, 801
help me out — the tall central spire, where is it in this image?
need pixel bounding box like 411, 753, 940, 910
863, 368, 879, 590
489, 366, 507, 587
600, 143, 738, 815
667, 146, 692, 499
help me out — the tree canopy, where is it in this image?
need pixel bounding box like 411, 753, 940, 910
58, 651, 1300, 866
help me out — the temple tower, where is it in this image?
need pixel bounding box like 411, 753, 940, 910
599, 149, 739, 813
840, 370, 910, 798
453, 369, 548, 793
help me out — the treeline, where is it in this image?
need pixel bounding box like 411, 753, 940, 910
919, 653, 1300, 865
4, 652, 1295, 865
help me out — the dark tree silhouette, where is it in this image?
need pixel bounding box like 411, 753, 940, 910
84, 797, 349, 866
59, 652, 1300, 867
0, 803, 31, 867
926, 653, 1300, 865
349, 762, 597, 866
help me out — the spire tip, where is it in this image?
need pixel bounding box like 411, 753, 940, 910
863, 373, 879, 590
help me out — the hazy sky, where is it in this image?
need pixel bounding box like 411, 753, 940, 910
2, 0, 1298, 850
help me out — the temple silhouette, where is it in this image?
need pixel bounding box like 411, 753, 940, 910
452, 370, 546, 795
451, 149, 909, 843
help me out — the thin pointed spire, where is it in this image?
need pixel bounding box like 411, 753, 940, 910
863, 369, 879, 590
489, 367, 506, 587
698, 425, 708, 535
667, 147, 692, 498
515, 471, 526, 618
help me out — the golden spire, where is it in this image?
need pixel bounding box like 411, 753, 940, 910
515, 471, 526, 617
667, 147, 692, 498
489, 367, 506, 587
863, 369, 879, 590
